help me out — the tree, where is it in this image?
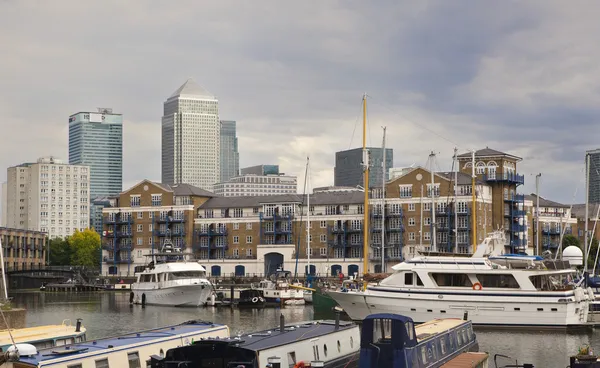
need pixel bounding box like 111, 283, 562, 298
562, 234, 581, 250
49, 237, 73, 266
588, 238, 600, 270
69, 229, 101, 268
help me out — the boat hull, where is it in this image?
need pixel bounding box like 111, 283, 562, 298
312, 288, 340, 314
329, 287, 592, 328
303, 291, 313, 304
131, 284, 212, 307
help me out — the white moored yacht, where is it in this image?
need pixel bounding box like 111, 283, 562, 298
130, 242, 212, 307
329, 231, 594, 328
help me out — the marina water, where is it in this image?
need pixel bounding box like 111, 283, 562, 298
11, 291, 599, 367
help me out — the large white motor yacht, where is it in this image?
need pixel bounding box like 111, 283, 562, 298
329, 231, 594, 328
130, 242, 212, 307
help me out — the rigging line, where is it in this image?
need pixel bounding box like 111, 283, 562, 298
554, 166, 585, 261
348, 98, 364, 150
294, 158, 310, 279
368, 97, 465, 150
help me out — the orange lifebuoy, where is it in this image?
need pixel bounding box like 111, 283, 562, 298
472, 282, 483, 291
294, 361, 306, 368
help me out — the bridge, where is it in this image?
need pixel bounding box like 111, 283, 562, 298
6, 266, 100, 290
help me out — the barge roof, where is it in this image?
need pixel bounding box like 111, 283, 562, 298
15, 320, 226, 365
416, 318, 469, 342
194, 319, 356, 351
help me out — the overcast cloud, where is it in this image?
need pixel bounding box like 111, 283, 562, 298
1, 0, 599, 204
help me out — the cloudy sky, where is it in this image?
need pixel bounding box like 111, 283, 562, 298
1, 0, 599, 204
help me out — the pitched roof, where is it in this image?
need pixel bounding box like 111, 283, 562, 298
169, 183, 216, 198
524, 194, 569, 208
457, 147, 522, 161
435, 171, 486, 185
199, 191, 366, 209
572, 203, 600, 219
169, 78, 215, 99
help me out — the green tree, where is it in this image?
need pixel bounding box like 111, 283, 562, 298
588, 238, 600, 270
69, 229, 101, 268
49, 237, 73, 266
562, 234, 581, 250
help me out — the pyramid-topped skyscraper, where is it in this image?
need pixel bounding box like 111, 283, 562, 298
161, 79, 220, 190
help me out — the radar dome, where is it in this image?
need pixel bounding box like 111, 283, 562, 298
563, 246, 583, 267
8, 343, 37, 357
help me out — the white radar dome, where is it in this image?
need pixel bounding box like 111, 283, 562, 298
8, 343, 37, 357
563, 246, 583, 267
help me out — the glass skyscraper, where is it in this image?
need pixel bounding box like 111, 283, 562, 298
588, 148, 600, 204
334, 147, 393, 188
220, 120, 239, 183
68, 108, 123, 200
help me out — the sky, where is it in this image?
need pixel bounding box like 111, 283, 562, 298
1, 0, 599, 204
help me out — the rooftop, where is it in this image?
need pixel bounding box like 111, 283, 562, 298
457, 147, 522, 161
572, 203, 600, 219
524, 194, 569, 209
199, 191, 365, 209
169, 78, 215, 99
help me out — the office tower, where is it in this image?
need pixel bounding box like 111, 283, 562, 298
334, 148, 393, 187
220, 120, 239, 182
588, 149, 600, 204
161, 79, 220, 191
4, 157, 90, 239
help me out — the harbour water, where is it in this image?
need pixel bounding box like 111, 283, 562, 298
9, 291, 600, 367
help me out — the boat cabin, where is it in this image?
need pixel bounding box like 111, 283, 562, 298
0, 319, 86, 352
150, 315, 360, 368
358, 314, 478, 368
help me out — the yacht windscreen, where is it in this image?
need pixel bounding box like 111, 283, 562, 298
475, 274, 520, 288
168, 271, 206, 279
529, 274, 574, 291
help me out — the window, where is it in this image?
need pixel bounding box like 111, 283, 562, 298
408, 218, 415, 226
95, 358, 109, 368
246, 248, 252, 257
137, 212, 143, 219
130, 195, 140, 207
424, 217, 431, 226
404, 272, 413, 285
137, 224, 143, 232
246, 236, 252, 244
320, 248, 327, 256
137, 238, 143, 246
233, 236, 239, 244
246, 223, 252, 230
151, 194, 162, 206
431, 273, 472, 287
67, 365, 83, 368
320, 221, 327, 228
408, 232, 415, 241
320, 234, 327, 243
423, 232, 431, 241
476, 274, 520, 288
233, 222, 239, 230
127, 351, 141, 368
408, 203, 415, 211
399, 185, 412, 198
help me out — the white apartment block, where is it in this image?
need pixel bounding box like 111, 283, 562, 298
161, 79, 220, 191
213, 174, 298, 197
3, 156, 90, 239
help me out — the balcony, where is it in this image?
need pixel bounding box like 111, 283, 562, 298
542, 228, 561, 235
505, 210, 527, 217
117, 231, 132, 237
155, 229, 186, 237
510, 224, 526, 233
543, 242, 560, 249
484, 172, 525, 185
103, 256, 133, 264
156, 216, 185, 223
197, 229, 228, 237
117, 217, 133, 224
504, 194, 525, 202
260, 212, 294, 220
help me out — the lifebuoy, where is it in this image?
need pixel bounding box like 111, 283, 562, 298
252, 297, 259, 303
294, 361, 306, 368
472, 282, 483, 291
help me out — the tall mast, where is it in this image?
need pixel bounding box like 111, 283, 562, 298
362, 94, 370, 279
306, 156, 311, 275
0, 238, 7, 300
471, 150, 477, 252
453, 148, 458, 253
585, 153, 590, 276
535, 173, 541, 256
381, 127, 387, 272
420, 185, 423, 250
429, 152, 437, 252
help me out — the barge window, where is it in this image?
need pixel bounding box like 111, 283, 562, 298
440, 336, 446, 354
476, 274, 519, 288
287, 351, 297, 365
128, 351, 141, 368
431, 273, 472, 287
95, 358, 109, 368
373, 318, 393, 343
405, 321, 414, 340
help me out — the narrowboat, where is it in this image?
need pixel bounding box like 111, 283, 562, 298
150, 313, 360, 367
359, 313, 479, 368
0, 319, 86, 352
3, 320, 229, 368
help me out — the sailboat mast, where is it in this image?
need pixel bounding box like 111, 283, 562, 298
0, 238, 7, 300
471, 150, 477, 252
381, 127, 386, 273
453, 148, 458, 253
362, 94, 370, 278
307, 157, 311, 275
430, 152, 437, 252
585, 153, 590, 275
